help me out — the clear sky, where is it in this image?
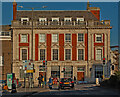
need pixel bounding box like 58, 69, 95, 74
1, 2, 118, 46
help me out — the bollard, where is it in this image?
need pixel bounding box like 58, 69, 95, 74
96, 78, 99, 85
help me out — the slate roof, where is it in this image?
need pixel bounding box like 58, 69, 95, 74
16, 10, 98, 21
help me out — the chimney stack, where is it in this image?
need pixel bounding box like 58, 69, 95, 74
87, 1, 100, 20
13, 0, 17, 20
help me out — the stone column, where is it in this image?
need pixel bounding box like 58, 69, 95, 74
73, 66, 77, 80
33, 65, 39, 87
60, 65, 64, 78
46, 66, 51, 82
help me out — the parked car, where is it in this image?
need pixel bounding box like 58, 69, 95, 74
59, 78, 74, 89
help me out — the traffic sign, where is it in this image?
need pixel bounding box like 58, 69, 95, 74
26, 70, 34, 73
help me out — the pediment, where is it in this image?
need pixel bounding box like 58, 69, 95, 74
77, 42, 85, 48
38, 42, 46, 48
51, 43, 59, 48
64, 43, 72, 48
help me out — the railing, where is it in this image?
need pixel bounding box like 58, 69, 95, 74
12, 20, 111, 27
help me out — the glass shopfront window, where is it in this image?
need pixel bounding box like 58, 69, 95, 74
64, 66, 73, 78
51, 66, 60, 78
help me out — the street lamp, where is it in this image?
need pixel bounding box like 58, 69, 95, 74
18, 5, 47, 88
18, 6, 47, 61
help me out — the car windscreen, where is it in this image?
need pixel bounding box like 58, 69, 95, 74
61, 78, 72, 82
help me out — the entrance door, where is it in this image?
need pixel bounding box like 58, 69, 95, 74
77, 72, 84, 81
39, 72, 46, 81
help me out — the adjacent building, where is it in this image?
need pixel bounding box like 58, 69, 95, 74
110, 49, 119, 75
12, 1, 112, 84
0, 25, 12, 80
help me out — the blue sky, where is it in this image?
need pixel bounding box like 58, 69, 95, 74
1, 2, 119, 46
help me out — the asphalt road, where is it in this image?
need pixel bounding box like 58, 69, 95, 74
32, 84, 120, 96
2, 84, 120, 97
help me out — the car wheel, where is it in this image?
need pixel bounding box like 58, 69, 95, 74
49, 87, 52, 89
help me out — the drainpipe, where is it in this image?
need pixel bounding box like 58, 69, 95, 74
86, 21, 89, 82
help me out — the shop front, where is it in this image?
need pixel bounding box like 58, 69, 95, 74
77, 67, 85, 81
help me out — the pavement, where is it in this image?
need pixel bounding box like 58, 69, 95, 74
1, 86, 50, 97
1, 84, 120, 97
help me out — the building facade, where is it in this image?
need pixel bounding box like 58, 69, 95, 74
12, 1, 112, 84
110, 49, 119, 75
0, 25, 12, 80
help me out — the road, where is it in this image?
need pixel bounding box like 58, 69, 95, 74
2, 84, 120, 97
32, 84, 120, 96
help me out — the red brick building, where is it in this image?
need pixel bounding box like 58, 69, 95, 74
0, 25, 12, 80
12, 1, 112, 84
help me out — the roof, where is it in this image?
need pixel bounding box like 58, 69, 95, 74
16, 10, 98, 21
0, 25, 11, 31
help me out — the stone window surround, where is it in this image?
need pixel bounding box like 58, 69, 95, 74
20, 47, 28, 61
52, 33, 59, 43
20, 34, 28, 43
39, 33, 46, 43
21, 18, 29, 21
95, 47, 103, 61
38, 48, 46, 61
77, 33, 84, 42
39, 18, 47, 22
0, 56, 4, 66
95, 34, 103, 43
64, 48, 72, 61
77, 18, 84, 22
39, 49, 46, 60
64, 17, 72, 21
51, 48, 59, 61
77, 48, 85, 61
65, 33, 72, 43
52, 18, 59, 21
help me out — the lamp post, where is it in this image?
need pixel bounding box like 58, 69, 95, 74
18, 6, 47, 88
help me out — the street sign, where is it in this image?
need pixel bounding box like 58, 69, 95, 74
26, 70, 34, 73
7, 73, 13, 89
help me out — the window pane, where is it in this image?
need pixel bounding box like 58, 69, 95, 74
78, 33, 84, 42
65, 34, 71, 42
40, 49, 45, 60
21, 34, 27, 43
52, 34, 58, 42
22, 49, 27, 60
78, 49, 84, 60
96, 34, 102, 42
39, 34, 45, 42
65, 49, 71, 60
53, 49, 58, 60
96, 49, 102, 60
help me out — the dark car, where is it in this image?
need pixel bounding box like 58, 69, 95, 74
59, 78, 74, 89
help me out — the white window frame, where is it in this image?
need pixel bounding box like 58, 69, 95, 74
39, 33, 46, 43
78, 33, 84, 42
52, 18, 59, 21
77, 18, 84, 22
0, 56, 3, 66
78, 49, 84, 60
40, 49, 46, 60
65, 33, 71, 42
52, 49, 59, 60
52, 33, 58, 43
21, 34, 28, 43
96, 49, 102, 60
64, 49, 71, 60
64, 18, 72, 21
95, 34, 103, 43
20, 48, 28, 61
39, 18, 47, 22
21, 18, 29, 21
